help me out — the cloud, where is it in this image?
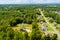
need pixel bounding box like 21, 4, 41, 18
32, 0, 59, 3
0, 0, 31, 4
0, 0, 60, 4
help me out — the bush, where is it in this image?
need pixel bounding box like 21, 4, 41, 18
51, 34, 57, 40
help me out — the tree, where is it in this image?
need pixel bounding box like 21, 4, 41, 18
45, 34, 51, 40
51, 34, 57, 40
31, 21, 42, 40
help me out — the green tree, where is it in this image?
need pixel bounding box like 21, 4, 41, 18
31, 21, 42, 40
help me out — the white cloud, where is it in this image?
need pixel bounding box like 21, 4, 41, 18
0, 0, 60, 4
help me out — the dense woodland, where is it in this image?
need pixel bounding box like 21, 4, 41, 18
0, 5, 60, 40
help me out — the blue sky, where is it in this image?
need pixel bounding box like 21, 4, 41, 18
0, 0, 60, 4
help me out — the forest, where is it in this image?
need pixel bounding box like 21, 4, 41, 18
0, 5, 60, 40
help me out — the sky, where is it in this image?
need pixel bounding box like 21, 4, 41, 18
0, 0, 60, 4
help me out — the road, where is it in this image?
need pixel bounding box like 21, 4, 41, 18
38, 9, 60, 38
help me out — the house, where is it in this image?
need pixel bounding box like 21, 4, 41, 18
42, 23, 47, 31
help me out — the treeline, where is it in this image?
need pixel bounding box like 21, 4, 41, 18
0, 7, 38, 27
0, 22, 57, 40
44, 11, 60, 24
